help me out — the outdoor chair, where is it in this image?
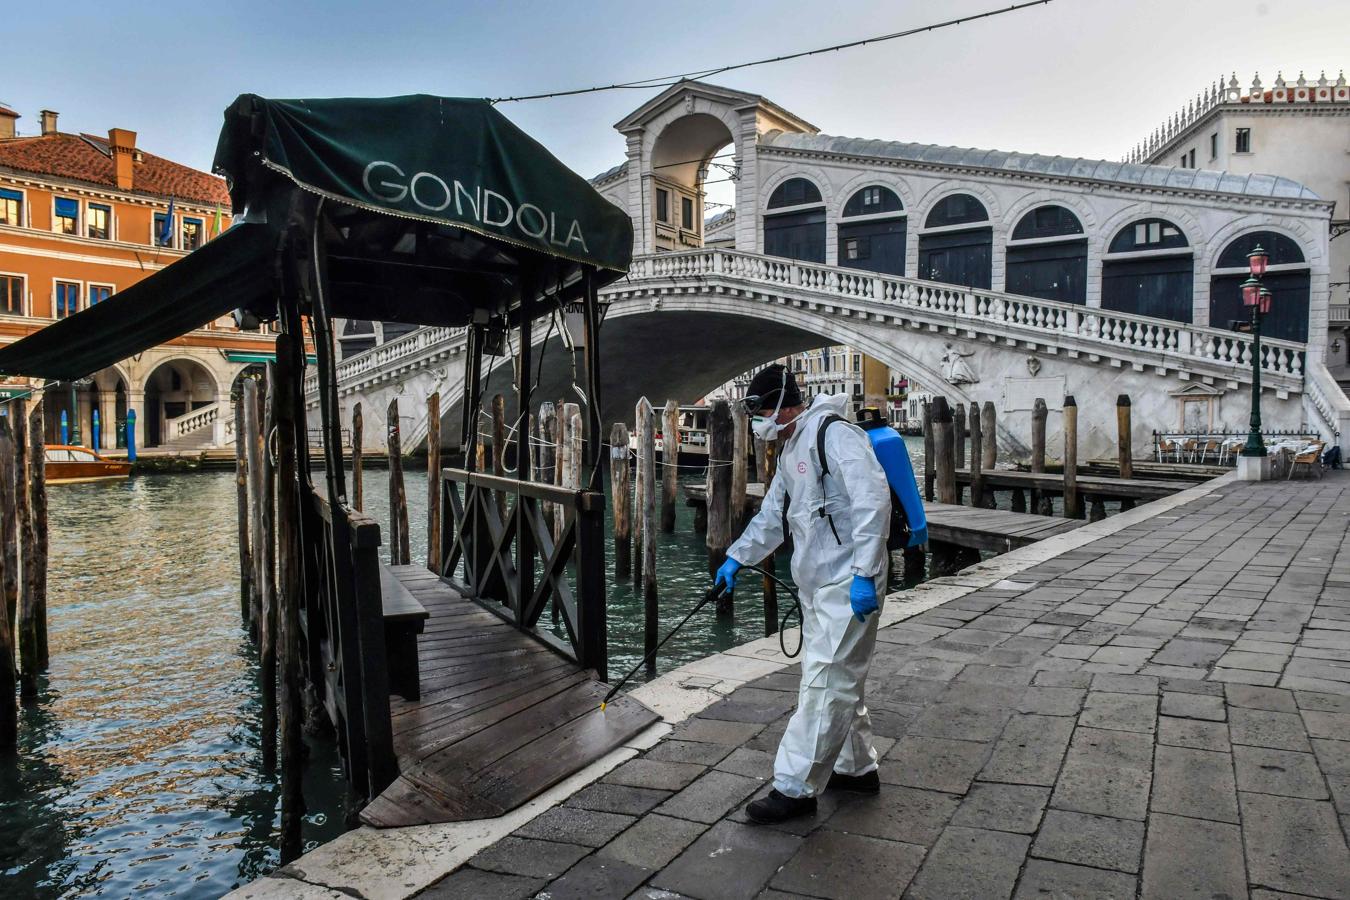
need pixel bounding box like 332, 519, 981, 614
1157, 438, 1181, 463
1218, 438, 1245, 466
1198, 439, 1221, 464
1181, 438, 1200, 463
1288, 441, 1325, 480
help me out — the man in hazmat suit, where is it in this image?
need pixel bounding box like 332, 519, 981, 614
716, 363, 891, 824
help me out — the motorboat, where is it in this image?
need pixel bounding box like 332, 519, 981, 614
44, 445, 132, 484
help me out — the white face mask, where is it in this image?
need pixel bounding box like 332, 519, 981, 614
749, 369, 793, 442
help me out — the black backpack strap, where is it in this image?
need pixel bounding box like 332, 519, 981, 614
815, 415, 846, 545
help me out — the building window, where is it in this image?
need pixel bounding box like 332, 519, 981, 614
862, 187, 881, 207
681, 197, 694, 230
1179, 154, 1186, 168
182, 218, 203, 251
0, 188, 22, 227
89, 284, 112, 306
843, 236, 871, 261
54, 198, 79, 235
1235, 127, 1251, 153
1209, 132, 1218, 159
154, 212, 174, 247
655, 189, 669, 224
55, 281, 80, 319
1, 275, 23, 315
1187, 149, 1196, 168
1125, 219, 1186, 249
87, 203, 111, 240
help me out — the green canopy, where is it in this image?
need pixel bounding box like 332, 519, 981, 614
214, 94, 632, 275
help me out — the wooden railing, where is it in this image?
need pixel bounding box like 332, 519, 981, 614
439, 469, 609, 681
300, 483, 396, 803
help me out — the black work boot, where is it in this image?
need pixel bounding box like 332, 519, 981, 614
745, 789, 816, 824
827, 770, 881, 794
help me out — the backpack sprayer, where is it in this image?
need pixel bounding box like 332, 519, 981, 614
599, 564, 803, 712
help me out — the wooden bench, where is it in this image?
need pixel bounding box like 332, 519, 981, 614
380, 563, 429, 701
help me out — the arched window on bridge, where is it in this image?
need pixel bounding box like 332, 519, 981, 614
339, 319, 378, 359
1210, 231, 1310, 343
763, 177, 825, 263
919, 194, 992, 289
1102, 218, 1193, 323
838, 185, 906, 276
1005, 205, 1087, 304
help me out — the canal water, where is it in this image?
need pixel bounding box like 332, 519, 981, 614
1, 437, 933, 897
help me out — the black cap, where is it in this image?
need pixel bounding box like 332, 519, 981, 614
743, 364, 802, 412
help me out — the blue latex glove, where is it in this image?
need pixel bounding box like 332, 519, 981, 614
714, 557, 742, 594
850, 575, 879, 622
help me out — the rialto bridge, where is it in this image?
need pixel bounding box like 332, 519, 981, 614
305, 81, 1350, 460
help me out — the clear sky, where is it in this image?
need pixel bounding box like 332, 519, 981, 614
2, 0, 1345, 190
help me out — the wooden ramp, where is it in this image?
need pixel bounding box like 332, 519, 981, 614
923, 501, 1083, 553
359, 565, 659, 828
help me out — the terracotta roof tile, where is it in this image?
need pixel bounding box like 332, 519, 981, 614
0, 132, 228, 206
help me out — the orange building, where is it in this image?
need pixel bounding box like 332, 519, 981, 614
0, 104, 278, 450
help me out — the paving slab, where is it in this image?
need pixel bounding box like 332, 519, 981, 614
906, 826, 1030, 900
597, 814, 709, 871
950, 783, 1050, 835
1230, 707, 1313, 752
881, 735, 991, 794
1233, 746, 1330, 800
537, 855, 652, 900
1031, 808, 1145, 873
514, 807, 636, 848
1013, 859, 1136, 899
1150, 744, 1240, 823
770, 829, 924, 900
979, 714, 1075, 786
654, 769, 764, 824
1239, 792, 1350, 898
1140, 813, 1247, 900
467, 836, 590, 879
650, 820, 802, 900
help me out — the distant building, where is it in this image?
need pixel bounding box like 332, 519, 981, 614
0, 104, 275, 449
1127, 70, 1350, 382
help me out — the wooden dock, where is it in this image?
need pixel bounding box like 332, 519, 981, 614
951, 468, 1184, 500
359, 565, 659, 828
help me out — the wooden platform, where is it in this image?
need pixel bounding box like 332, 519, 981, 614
952, 468, 1184, 500
922, 501, 1082, 553
359, 565, 660, 828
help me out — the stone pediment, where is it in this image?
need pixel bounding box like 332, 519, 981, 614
1169, 381, 1227, 398
613, 80, 817, 136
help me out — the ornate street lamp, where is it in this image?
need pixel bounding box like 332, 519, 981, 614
1240, 245, 1272, 461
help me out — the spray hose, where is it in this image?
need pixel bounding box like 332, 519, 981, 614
600, 565, 803, 711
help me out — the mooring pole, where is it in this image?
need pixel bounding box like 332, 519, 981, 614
0, 418, 27, 700
1063, 395, 1081, 520
235, 393, 251, 620
492, 393, 507, 521
706, 399, 734, 617
636, 407, 657, 675
1117, 394, 1135, 512
611, 423, 632, 580
27, 404, 47, 670
981, 401, 996, 508
10, 399, 27, 635
922, 399, 935, 502
969, 407, 984, 512
261, 365, 279, 771
661, 399, 679, 533
350, 402, 363, 512
1031, 398, 1050, 516
386, 398, 410, 566
243, 378, 263, 635
930, 397, 959, 575
426, 391, 441, 574
761, 434, 780, 637
633, 399, 651, 587
731, 401, 749, 534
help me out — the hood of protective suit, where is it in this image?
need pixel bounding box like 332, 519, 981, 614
784, 393, 851, 444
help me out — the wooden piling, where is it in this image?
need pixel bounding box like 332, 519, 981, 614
1, 419, 27, 700
954, 402, 967, 505
931, 397, 959, 576
261, 366, 279, 771
273, 336, 305, 864
386, 398, 410, 566
235, 392, 252, 620
1, 407, 20, 745
753, 436, 767, 484
350, 403, 363, 511
632, 399, 651, 586
568, 410, 582, 499
969, 406, 984, 512
243, 378, 263, 634
538, 401, 556, 528
635, 406, 658, 675
1011, 488, 1027, 513
705, 399, 734, 616
610, 422, 632, 580
1089, 497, 1107, 522
661, 400, 679, 533
1063, 395, 1081, 519
492, 393, 507, 520
922, 400, 935, 501
11, 399, 28, 642
426, 391, 442, 574
981, 401, 997, 508
730, 401, 749, 534
27, 404, 46, 671
552, 400, 566, 547
1031, 398, 1051, 516
1117, 394, 1135, 511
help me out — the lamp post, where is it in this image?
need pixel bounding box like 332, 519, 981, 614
1239, 244, 1272, 475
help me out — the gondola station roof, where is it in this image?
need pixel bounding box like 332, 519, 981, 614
0, 93, 633, 382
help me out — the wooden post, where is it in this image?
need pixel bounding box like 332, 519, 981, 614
706, 399, 733, 616
981, 401, 997, 508
426, 391, 441, 574
611, 422, 632, 580
568, 410, 583, 502
660, 399, 679, 533
930, 398, 959, 575
492, 393, 507, 521
1089, 497, 1107, 522
632, 399, 650, 586
552, 400, 566, 547
261, 366, 278, 772
386, 398, 410, 566
27, 404, 46, 671
538, 401, 556, 529
350, 403, 363, 511
1011, 488, 1026, 513
636, 405, 658, 675
273, 336, 305, 864
235, 392, 252, 620
1117, 394, 1135, 512
753, 436, 768, 484
969, 406, 983, 512
243, 378, 263, 634
1, 418, 27, 700
730, 401, 748, 533
953, 402, 967, 505
922, 399, 935, 501
761, 436, 780, 637
12, 399, 29, 647
1063, 394, 1081, 520
1031, 398, 1050, 516
1, 406, 20, 745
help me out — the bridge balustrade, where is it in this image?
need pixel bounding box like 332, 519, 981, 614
439, 468, 609, 681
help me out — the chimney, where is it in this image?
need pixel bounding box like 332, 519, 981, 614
0, 107, 17, 140
109, 128, 137, 191
39, 109, 58, 135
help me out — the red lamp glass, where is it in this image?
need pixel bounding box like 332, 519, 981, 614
1248, 244, 1269, 276
1259, 287, 1273, 315
1241, 276, 1261, 307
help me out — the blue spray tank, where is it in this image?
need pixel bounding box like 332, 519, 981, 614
855, 408, 927, 548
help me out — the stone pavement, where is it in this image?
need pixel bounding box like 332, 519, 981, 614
420, 474, 1350, 900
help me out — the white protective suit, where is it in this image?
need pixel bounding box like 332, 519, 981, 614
726, 392, 891, 799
